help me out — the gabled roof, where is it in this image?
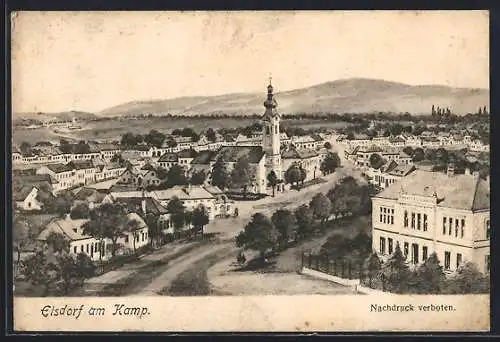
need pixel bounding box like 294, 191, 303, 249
158, 152, 178, 162
38, 218, 91, 241
216, 146, 265, 164
191, 150, 217, 165
388, 163, 416, 177
113, 197, 169, 215
282, 148, 318, 159
381, 160, 399, 173
177, 148, 198, 158
45, 163, 73, 173
68, 160, 94, 170
153, 186, 215, 201
374, 170, 490, 211
13, 185, 37, 201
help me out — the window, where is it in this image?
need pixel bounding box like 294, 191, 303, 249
422, 246, 428, 261
388, 238, 393, 255
448, 218, 453, 235
390, 211, 394, 225
461, 219, 465, 238
423, 214, 428, 231
124, 236, 129, 243
417, 213, 421, 230
404, 242, 409, 258
86, 244, 89, 253
73, 246, 77, 254
94, 243, 98, 252
379, 237, 386, 254
444, 251, 451, 270
486, 220, 490, 239
443, 217, 447, 235
411, 243, 419, 264
411, 213, 415, 229
456, 253, 462, 269
80, 245, 84, 253
404, 211, 409, 228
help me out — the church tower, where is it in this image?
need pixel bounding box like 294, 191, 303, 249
261, 76, 282, 180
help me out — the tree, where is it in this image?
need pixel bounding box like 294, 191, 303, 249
125, 219, 141, 255
211, 157, 230, 190
166, 197, 186, 235
82, 203, 129, 259
431, 104, 436, 116
54, 196, 71, 218
190, 169, 206, 185
324, 141, 332, 150
299, 166, 307, 186
45, 231, 70, 254
20, 141, 32, 155
121, 132, 138, 147
436, 148, 449, 163
166, 165, 188, 188
402, 146, 414, 157
236, 212, 278, 259
70, 202, 90, 219
144, 213, 161, 247
309, 193, 332, 228
320, 152, 341, 175
13, 216, 30, 269
144, 129, 166, 148
379, 243, 410, 293
271, 209, 298, 248
284, 165, 302, 189
21, 250, 59, 295
412, 147, 425, 162
445, 262, 489, 294
206, 128, 217, 142
192, 205, 210, 235
294, 204, 315, 241
369, 153, 384, 170
363, 252, 382, 288
230, 156, 252, 198
267, 171, 278, 197
59, 139, 73, 154
414, 252, 445, 294
389, 123, 404, 136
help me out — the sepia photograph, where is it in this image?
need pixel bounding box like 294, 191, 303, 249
10, 10, 490, 332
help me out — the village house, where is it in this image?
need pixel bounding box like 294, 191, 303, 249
13, 185, 43, 211
372, 166, 490, 274
153, 185, 218, 220
370, 160, 416, 189
282, 148, 322, 182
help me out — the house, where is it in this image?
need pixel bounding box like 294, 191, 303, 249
371, 161, 416, 189
204, 185, 236, 218
37, 217, 106, 262
355, 145, 384, 168
73, 187, 107, 209
121, 213, 150, 253
290, 135, 317, 150
13, 186, 42, 211
36, 163, 78, 191
158, 152, 179, 170
389, 136, 406, 147
372, 166, 490, 274
281, 148, 322, 182
153, 185, 218, 220
344, 145, 360, 162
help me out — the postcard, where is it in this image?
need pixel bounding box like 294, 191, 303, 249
11, 10, 490, 332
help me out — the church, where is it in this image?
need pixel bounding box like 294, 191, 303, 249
192, 78, 324, 195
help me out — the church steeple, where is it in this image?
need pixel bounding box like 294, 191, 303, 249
263, 74, 278, 116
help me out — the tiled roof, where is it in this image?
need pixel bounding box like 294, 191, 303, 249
388, 164, 416, 177
153, 185, 215, 201
113, 197, 168, 215
177, 148, 198, 158
14, 173, 58, 185
13, 185, 36, 201
382, 160, 399, 173
191, 151, 216, 165
374, 170, 490, 211
282, 148, 318, 159
158, 153, 178, 162
45, 163, 73, 173
38, 218, 91, 241
215, 146, 265, 164
68, 160, 94, 170
358, 145, 383, 153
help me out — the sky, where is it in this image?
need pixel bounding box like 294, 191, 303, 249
11, 11, 489, 113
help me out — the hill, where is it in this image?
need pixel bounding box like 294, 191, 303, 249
12, 111, 99, 124
98, 78, 489, 117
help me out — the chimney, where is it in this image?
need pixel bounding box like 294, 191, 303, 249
446, 164, 455, 177
141, 198, 147, 215
464, 167, 471, 176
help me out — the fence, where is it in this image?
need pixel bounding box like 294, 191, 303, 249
301, 252, 364, 281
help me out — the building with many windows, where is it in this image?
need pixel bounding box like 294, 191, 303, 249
371, 165, 490, 274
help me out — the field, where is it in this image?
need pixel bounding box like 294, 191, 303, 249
12, 117, 353, 145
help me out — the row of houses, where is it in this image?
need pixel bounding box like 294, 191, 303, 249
33, 183, 235, 262
344, 145, 413, 168
340, 132, 489, 152
12, 132, 330, 167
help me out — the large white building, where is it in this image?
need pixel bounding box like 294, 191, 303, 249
372, 166, 490, 275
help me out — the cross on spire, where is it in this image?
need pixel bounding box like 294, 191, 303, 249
268, 73, 272, 86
